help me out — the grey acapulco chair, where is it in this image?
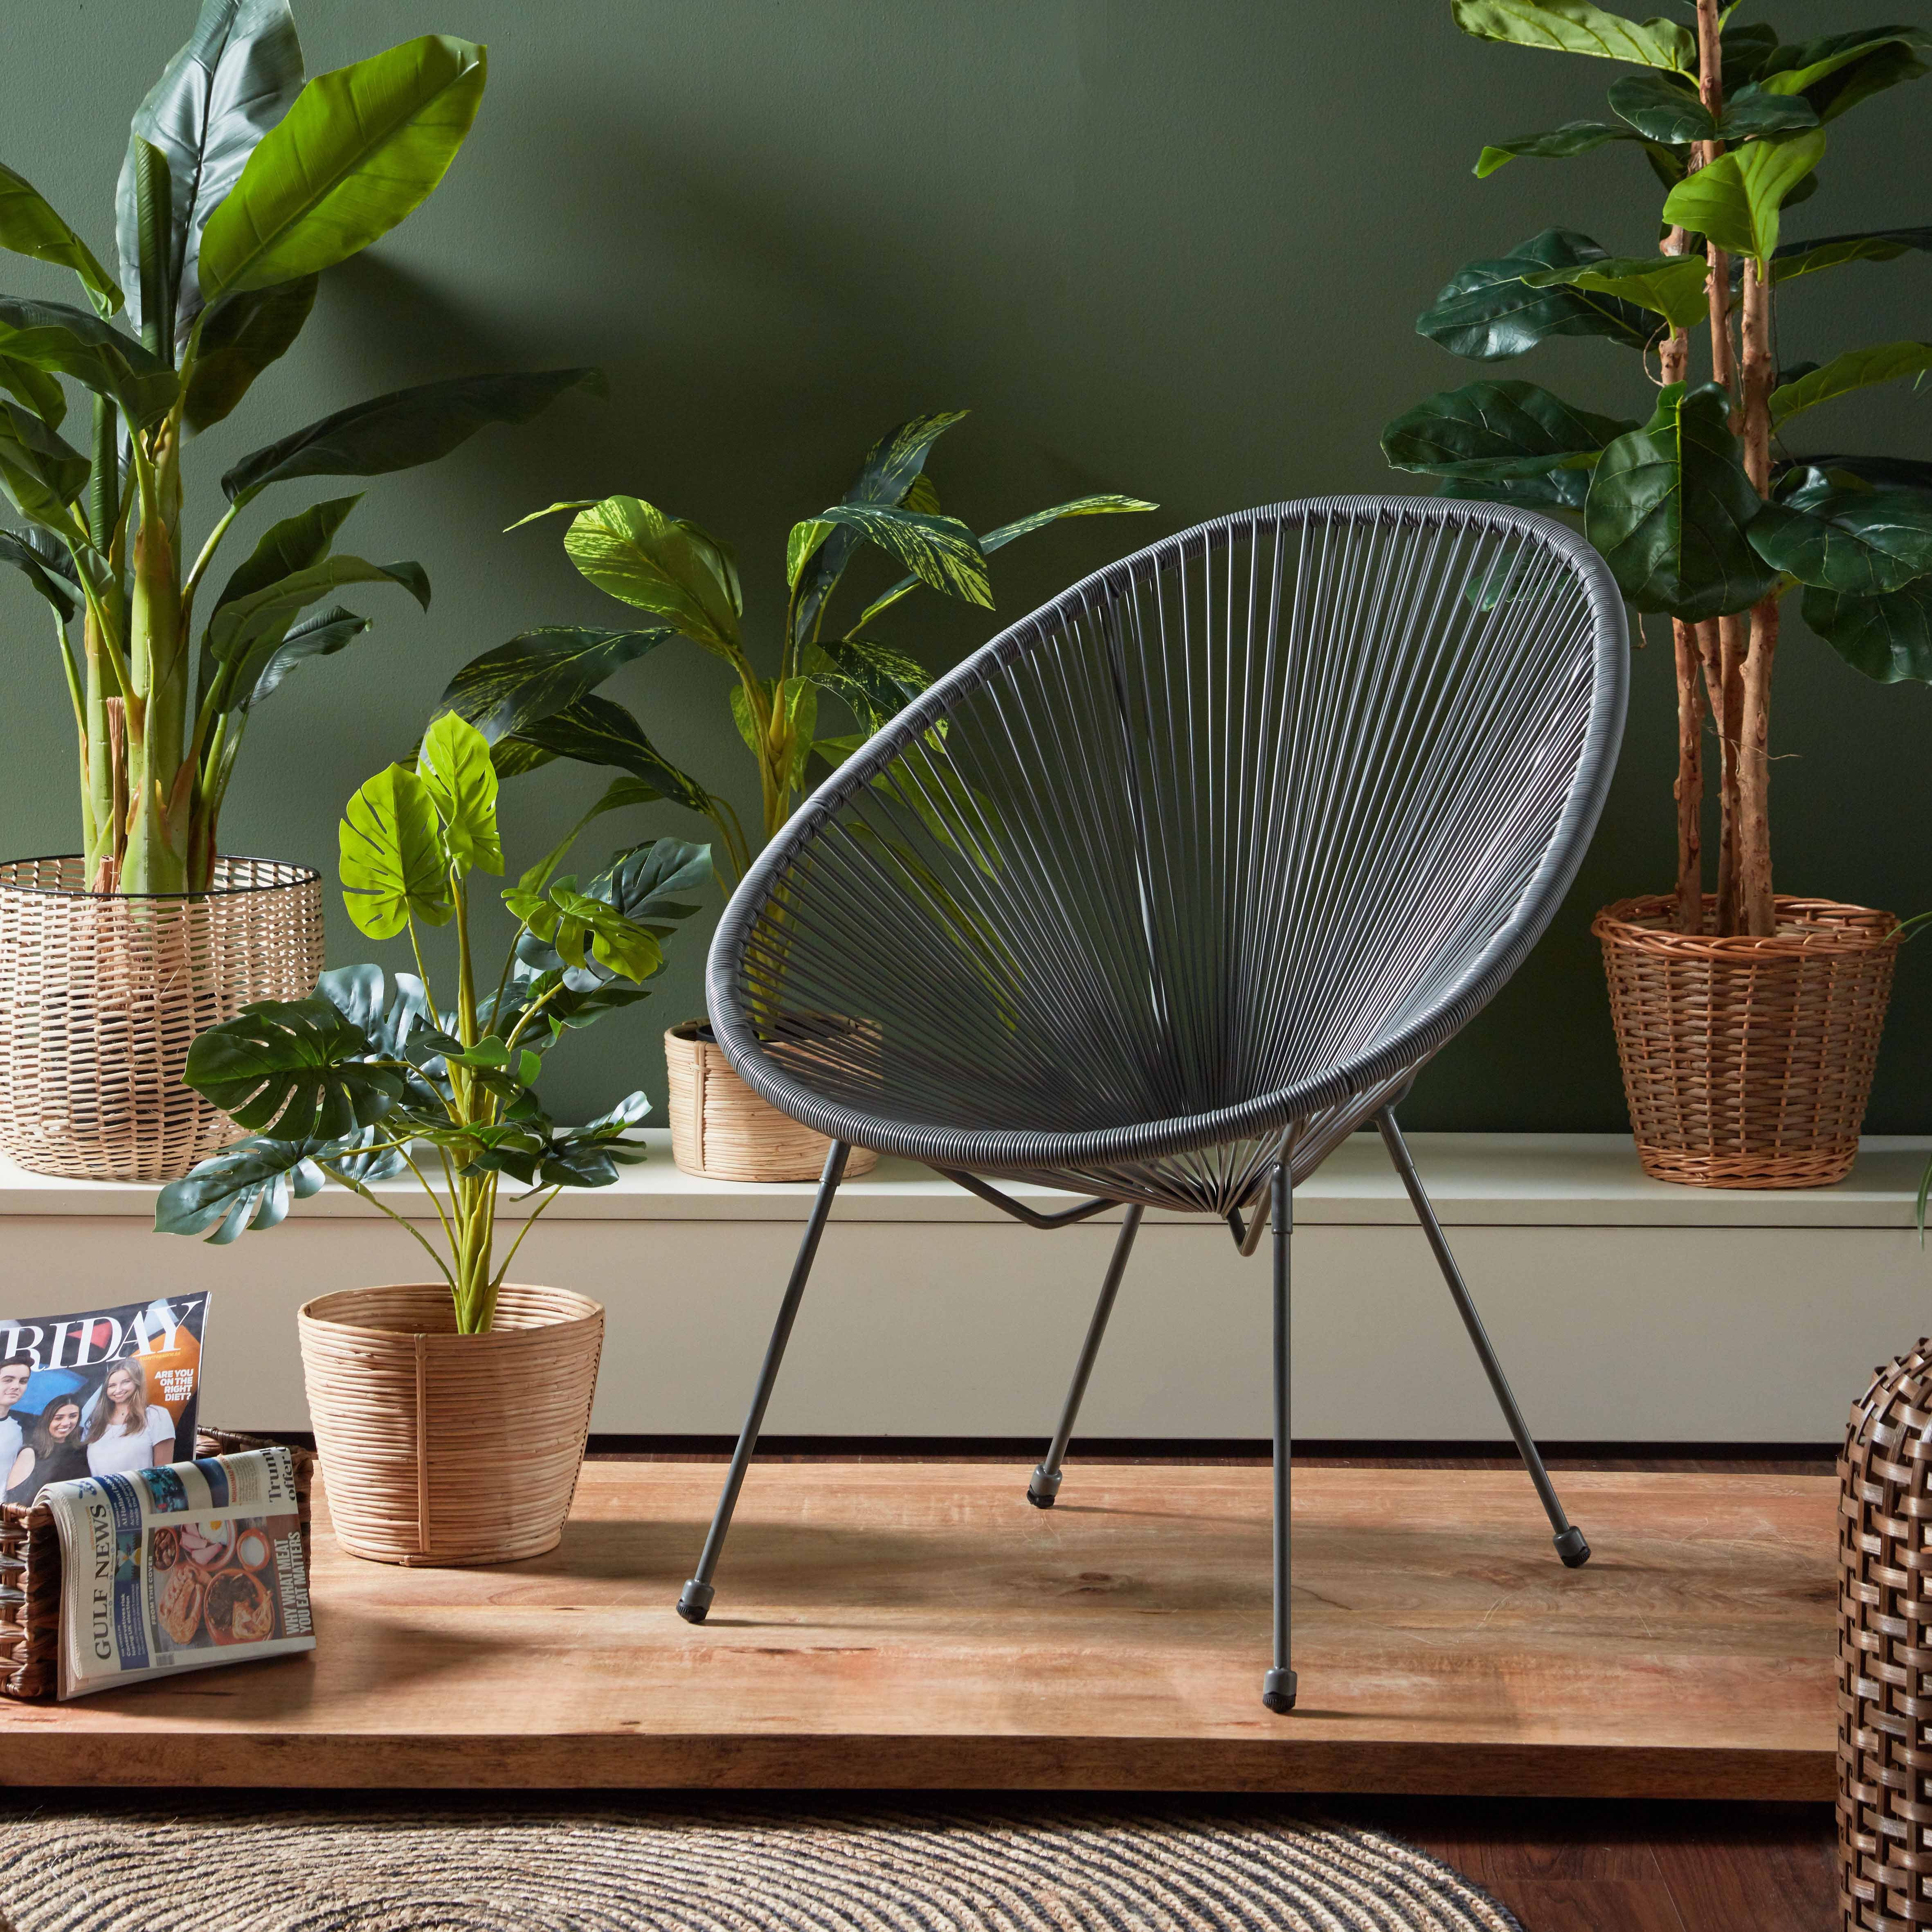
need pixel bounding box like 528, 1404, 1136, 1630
676, 497, 1627, 1713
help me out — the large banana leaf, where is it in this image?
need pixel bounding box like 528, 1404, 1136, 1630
205, 553, 427, 662
530, 497, 742, 657
1804, 577, 1932, 681
231, 604, 370, 712
183, 274, 317, 432
816, 504, 992, 609
340, 763, 452, 939
0, 164, 121, 316
223, 367, 602, 504
0, 355, 66, 432
1584, 380, 1782, 619
0, 298, 178, 429
493, 692, 713, 816
1749, 479, 1932, 596
1757, 26, 1930, 121
1662, 128, 1827, 264
1771, 226, 1932, 283
198, 34, 486, 302
0, 524, 79, 623
1381, 381, 1636, 496
152, 1134, 331, 1243
417, 711, 502, 875
115, 0, 304, 339
435, 625, 673, 742
1417, 230, 1656, 360
210, 492, 360, 616
1451, 0, 1695, 70
1769, 342, 1932, 427
0, 402, 90, 527
181, 994, 405, 1139
1520, 252, 1710, 328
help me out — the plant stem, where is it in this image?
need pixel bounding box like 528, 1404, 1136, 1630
489, 1184, 565, 1291
182, 500, 241, 603
1658, 229, 1703, 934
318, 1163, 457, 1289
1735, 256, 1778, 936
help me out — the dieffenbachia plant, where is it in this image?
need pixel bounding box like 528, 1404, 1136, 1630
428, 413, 1156, 885
1382, 1, 1930, 938
0, 1, 600, 894
154, 712, 709, 1334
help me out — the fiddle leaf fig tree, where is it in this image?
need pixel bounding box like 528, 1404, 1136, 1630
1383, 1, 1932, 938
154, 711, 711, 1335
0, 1, 600, 895
432, 414, 1156, 884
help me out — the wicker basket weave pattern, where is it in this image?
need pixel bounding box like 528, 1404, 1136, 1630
0, 855, 323, 1183
1595, 894, 1897, 1190
666, 1021, 878, 1182
1840, 1341, 1932, 1930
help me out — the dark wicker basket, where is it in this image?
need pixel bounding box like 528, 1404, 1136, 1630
1840, 1341, 1932, 1929
0, 1429, 314, 1701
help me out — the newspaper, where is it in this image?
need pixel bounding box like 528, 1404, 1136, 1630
44, 1446, 315, 1699
0, 1294, 209, 1506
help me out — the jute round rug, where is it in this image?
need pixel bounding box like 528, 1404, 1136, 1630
0, 1803, 1520, 1932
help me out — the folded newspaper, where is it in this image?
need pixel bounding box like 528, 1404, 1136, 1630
44, 1446, 315, 1699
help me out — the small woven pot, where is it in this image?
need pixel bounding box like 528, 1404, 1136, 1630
1840, 1340, 1932, 1930
0, 854, 323, 1183
1593, 893, 1898, 1190
665, 1019, 879, 1182
297, 1283, 603, 1568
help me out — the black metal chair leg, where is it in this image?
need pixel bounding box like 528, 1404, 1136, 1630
1263, 1163, 1297, 1713
1028, 1205, 1145, 1506
1375, 1108, 1590, 1570
677, 1140, 851, 1623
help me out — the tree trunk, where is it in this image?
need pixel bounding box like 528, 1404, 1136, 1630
1735, 258, 1778, 935
121, 428, 190, 895
1659, 227, 1701, 933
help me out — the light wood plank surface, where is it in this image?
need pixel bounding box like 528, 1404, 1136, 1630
0, 1462, 1834, 1795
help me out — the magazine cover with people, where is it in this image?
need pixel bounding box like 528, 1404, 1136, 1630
0, 1295, 210, 1507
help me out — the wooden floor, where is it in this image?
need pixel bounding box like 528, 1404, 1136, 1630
0, 1459, 1835, 1797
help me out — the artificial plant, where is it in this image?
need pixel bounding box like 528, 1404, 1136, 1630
428, 413, 1155, 885
1382, 1, 1931, 937
153, 711, 710, 1334
0, 0, 598, 894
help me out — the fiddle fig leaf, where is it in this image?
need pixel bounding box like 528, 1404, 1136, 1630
0, 401, 90, 527
0, 163, 121, 316
1450, 0, 1695, 70
222, 367, 604, 505
1474, 121, 1642, 176
557, 497, 742, 656
153, 1134, 332, 1244
1519, 252, 1710, 328
1662, 127, 1826, 264
1584, 380, 1782, 619
1719, 21, 1781, 92
417, 710, 502, 875
180, 994, 405, 1140
1417, 229, 1657, 360
814, 503, 992, 609
339, 762, 451, 939
434, 625, 672, 742
1382, 380, 1637, 489
1748, 485, 1932, 596
1718, 85, 1822, 139
1756, 25, 1930, 121
1606, 72, 1712, 143
184, 274, 317, 432
198, 34, 486, 301
1772, 226, 1932, 283
1769, 342, 1932, 427
0, 297, 177, 429
1803, 577, 1932, 681
1790, 454, 1932, 491
0, 523, 80, 623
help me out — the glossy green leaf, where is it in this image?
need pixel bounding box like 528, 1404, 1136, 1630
1451, 0, 1694, 70
1474, 120, 1642, 176
153, 1134, 332, 1243
0, 523, 79, 623
1757, 26, 1930, 121
128, 140, 175, 356
1803, 577, 1932, 681
1417, 229, 1657, 360
199, 34, 486, 301
1662, 128, 1826, 263
222, 366, 603, 505
417, 710, 502, 875
1439, 468, 1593, 512
183, 274, 317, 432
1772, 226, 1932, 283
0, 401, 90, 527
1718, 21, 1781, 92
0, 297, 177, 429
1382, 380, 1637, 488
900, 472, 940, 514
115, 0, 305, 338
1768, 342, 1932, 426
231, 603, 371, 712
495, 692, 713, 816
800, 637, 932, 734
211, 492, 360, 617
0, 163, 121, 315
1788, 455, 1932, 492
815, 503, 991, 609
0, 355, 67, 432
786, 518, 834, 587
1584, 380, 1782, 619
206, 553, 427, 662
434, 625, 672, 744
1749, 483, 1932, 596
181, 994, 404, 1140
1718, 85, 1822, 139
553, 496, 742, 657
512, 776, 664, 902
587, 839, 711, 930
1520, 251, 1709, 327
339, 762, 451, 939
1606, 72, 1712, 143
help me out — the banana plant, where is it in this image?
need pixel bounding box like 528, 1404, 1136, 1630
153, 711, 709, 1334
430, 412, 1156, 885
0, 1, 601, 894
1382, 2, 1931, 939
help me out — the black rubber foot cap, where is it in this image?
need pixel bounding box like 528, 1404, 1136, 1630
1554, 1526, 1591, 1569
1262, 1667, 1298, 1714
677, 1579, 714, 1624
1026, 1465, 1062, 1509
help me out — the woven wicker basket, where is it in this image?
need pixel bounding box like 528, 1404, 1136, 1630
665, 1019, 879, 1182
297, 1283, 603, 1568
0, 855, 323, 1183
1594, 894, 1898, 1190
0, 1428, 314, 1701
1840, 1340, 1932, 1930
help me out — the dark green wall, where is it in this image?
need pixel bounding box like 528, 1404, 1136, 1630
7, 2, 1929, 1130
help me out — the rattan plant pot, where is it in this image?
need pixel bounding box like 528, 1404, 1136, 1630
297, 1283, 603, 1568
1594, 894, 1898, 1190
0, 854, 323, 1183
665, 1019, 879, 1182
1840, 1339, 1932, 1930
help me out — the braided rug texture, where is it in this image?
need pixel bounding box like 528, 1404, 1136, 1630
0, 1803, 1521, 1932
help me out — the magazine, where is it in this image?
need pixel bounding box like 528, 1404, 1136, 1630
0, 1294, 209, 1507
45, 1446, 315, 1699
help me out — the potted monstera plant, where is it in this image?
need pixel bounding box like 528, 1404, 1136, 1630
429, 412, 1154, 1179
1383, 2, 1929, 1187
0, 0, 598, 1182
156, 712, 709, 1565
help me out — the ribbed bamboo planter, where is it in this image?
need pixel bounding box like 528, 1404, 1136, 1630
665, 1019, 879, 1182
1594, 894, 1898, 1190
297, 1284, 603, 1568
0, 855, 323, 1183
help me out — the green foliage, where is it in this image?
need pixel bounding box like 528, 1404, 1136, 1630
1417, 231, 1657, 360
1661, 127, 1826, 262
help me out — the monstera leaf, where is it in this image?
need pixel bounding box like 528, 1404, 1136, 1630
151, 1134, 331, 1244
1417, 230, 1658, 360
340, 763, 452, 938
180, 995, 406, 1140
417, 711, 502, 875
